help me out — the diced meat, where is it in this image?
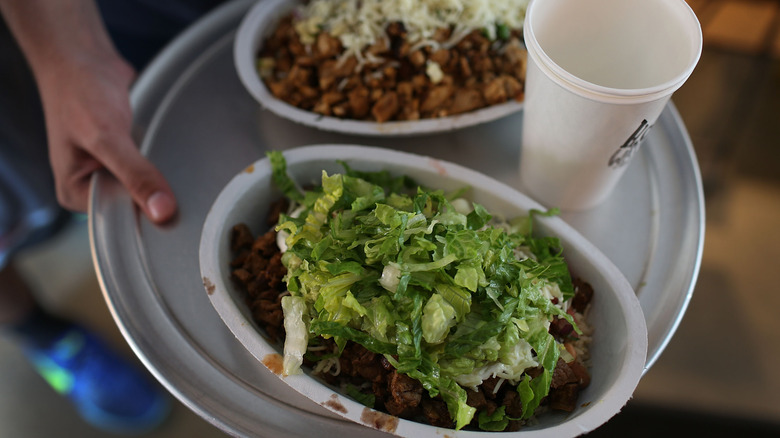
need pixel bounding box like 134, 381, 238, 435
420, 85, 454, 113
568, 359, 591, 388
318, 60, 339, 90
409, 50, 426, 68
549, 316, 574, 339
571, 278, 595, 313
321, 91, 345, 106
421, 399, 453, 428
231, 224, 254, 253
480, 376, 501, 400
466, 388, 498, 417
350, 344, 385, 382
459, 57, 472, 78
315, 32, 342, 59
551, 357, 580, 389
501, 388, 524, 418
367, 37, 389, 56
450, 88, 484, 115
287, 65, 311, 88
251, 229, 278, 257
348, 86, 370, 118
505, 39, 527, 66
429, 49, 450, 67
503, 75, 523, 99
230, 222, 289, 342
548, 383, 580, 412
466, 388, 487, 410
483, 77, 508, 105
371, 91, 400, 122
387, 370, 423, 411
258, 15, 529, 123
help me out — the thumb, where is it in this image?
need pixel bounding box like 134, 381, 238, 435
100, 136, 178, 223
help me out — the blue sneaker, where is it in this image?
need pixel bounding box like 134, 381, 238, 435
24, 327, 171, 434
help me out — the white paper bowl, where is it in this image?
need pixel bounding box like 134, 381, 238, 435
234, 0, 524, 137
199, 145, 647, 437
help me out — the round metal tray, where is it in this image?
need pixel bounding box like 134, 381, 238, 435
89, 1, 704, 436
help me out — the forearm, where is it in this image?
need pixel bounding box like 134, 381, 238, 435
0, 0, 125, 82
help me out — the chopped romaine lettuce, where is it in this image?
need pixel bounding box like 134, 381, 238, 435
281, 295, 308, 376
268, 151, 580, 430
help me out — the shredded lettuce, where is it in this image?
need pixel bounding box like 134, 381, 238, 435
281, 295, 308, 376
268, 151, 579, 430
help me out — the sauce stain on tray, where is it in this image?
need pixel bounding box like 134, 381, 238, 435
202, 277, 215, 295
361, 408, 399, 433
323, 394, 347, 414
262, 353, 284, 375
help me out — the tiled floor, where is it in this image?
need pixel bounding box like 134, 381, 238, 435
2, 1, 780, 437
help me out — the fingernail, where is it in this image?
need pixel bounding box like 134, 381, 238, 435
147, 191, 175, 222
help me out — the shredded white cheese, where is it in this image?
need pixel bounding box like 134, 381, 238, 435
294, 0, 529, 61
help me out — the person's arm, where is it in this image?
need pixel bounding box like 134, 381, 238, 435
0, 0, 176, 223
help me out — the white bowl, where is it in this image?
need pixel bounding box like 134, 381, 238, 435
199, 145, 647, 437
234, 0, 525, 137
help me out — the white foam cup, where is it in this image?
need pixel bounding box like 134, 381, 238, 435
520, 0, 702, 210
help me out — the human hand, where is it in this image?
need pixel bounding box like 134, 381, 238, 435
1, 0, 177, 224
36, 53, 177, 223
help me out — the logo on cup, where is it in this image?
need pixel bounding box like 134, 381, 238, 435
608, 119, 652, 168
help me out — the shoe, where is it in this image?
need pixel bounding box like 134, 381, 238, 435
24, 326, 171, 434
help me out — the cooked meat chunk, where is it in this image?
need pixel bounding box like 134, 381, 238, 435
409, 50, 426, 68
420, 84, 454, 113
429, 48, 450, 67
371, 91, 400, 122
480, 376, 501, 400
483, 76, 508, 105
551, 357, 580, 389
572, 277, 595, 313
230, 223, 254, 254
549, 315, 574, 339
315, 32, 342, 59
450, 88, 484, 115
466, 387, 498, 417
502, 388, 524, 418
385, 370, 423, 416
348, 86, 370, 118
421, 398, 453, 428
341, 343, 385, 383
548, 383, 580, 412
568, 359, 591, 388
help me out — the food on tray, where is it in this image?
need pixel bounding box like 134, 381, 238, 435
257, 0, 529, 122
229, 151, 593, 431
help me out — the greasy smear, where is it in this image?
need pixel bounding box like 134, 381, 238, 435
323, 394, 347, 414
262, 353, 284, 375
427, 158, 448, 176
244, 164, 255, 173
203, 277, 215, 295
361, 408, 399, 433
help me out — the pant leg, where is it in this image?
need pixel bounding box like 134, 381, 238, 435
0, 16, 68, 269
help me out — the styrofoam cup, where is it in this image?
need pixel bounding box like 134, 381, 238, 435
520, 0, 702, 210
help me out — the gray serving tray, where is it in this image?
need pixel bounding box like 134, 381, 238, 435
89, 1, 703, 436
